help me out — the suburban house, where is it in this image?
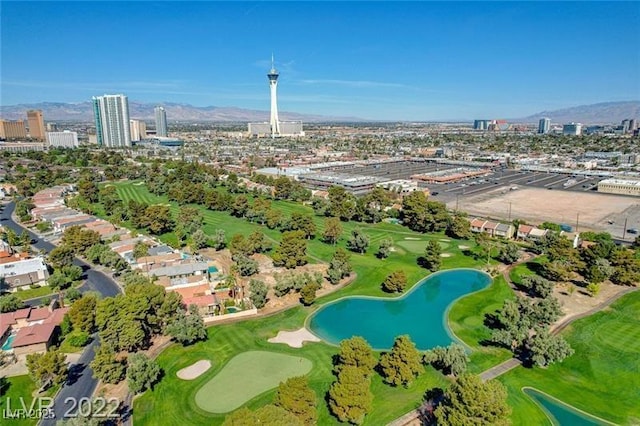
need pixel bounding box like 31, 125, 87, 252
517, 224, 549, 240
0, 256, 49, 290
469, 218, 515, 239
0, 304, 69, 356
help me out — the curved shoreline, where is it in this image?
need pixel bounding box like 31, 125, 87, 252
521, 386, 617, 426
304, 268, 493, 351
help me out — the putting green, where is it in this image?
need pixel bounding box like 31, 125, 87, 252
194, 351, 312, 413
395, 240, 450, 254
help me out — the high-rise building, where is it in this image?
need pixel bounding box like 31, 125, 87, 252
47, 131, 79, 148
562, 122, 582, 136
27, 110, 46, 141
0, 120, 28, 139
92, 94, 131, 148
538, 118, 551, 134
154, 106, 167, 137
473, 120, 490, 130
268, 55, 281, 137
129, 119, 147, 141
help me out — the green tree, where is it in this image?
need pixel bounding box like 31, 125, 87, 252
68, 294, 98, 333
434, 374, 511, 426
26, 349, 68, 388
166, 305, 207, 345
61, 226, 101, 254
520, 275, 554, 298
133, 241, 149, 260
235, 255, 259, 276
249, 279, 268, 308
334, 336, 377, 378
231, 195, 249, 217
48, 245, 75, 269
421, 240, 442, 271
346, 229, 369, 254
299, 282, 319, 306
376, 238, 392, 259
247, 230, 271, 253
446, 214, 471, 239
528, 330, 574, 367
328, 366, 373, 425
322, 217, 343, 245
382, 270, 407, 293
423, 343, 469, 376
127, 353, 161, 394
327, 248, 352, 284
90, 344, 126, 384
145, 205, 174, 234
265, 208, 284, 229
213, 229, 226, 250
223, 405, 302, 426
498, 242, 520, 264
0, 294, 24, 313
272, 231, 307, 269
286, 212, 316, 239
327, 186, 357, 221
78, 178, 99, 203
274, 376, 317, 425
190, 229, 209, 251
378, 335, 424, 387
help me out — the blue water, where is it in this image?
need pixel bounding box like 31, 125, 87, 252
308, 269, 492, 350
1, 334, 16, 351
524, 388, 609, 426
208, 266, 218, 273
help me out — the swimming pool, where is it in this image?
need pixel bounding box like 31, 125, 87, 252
1, 333, 16, 351
523, 388, 611, 425
307, 269, 492, 350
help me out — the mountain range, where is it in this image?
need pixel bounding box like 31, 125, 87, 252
0, 100, 638, 124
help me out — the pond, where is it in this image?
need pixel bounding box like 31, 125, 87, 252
307, 268, 491, 350
523, 388, 611, 426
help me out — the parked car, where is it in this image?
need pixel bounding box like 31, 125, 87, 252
627, 228, 639, 234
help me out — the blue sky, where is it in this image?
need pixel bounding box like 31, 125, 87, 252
1, 1, 639, 120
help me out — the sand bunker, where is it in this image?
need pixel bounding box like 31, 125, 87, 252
458, 245, 470, 250
177, 360, 211, 380
404, 237, 420, 240
268, 327, 321, 348
439, 239, 451, 242
440, 253, 452, 258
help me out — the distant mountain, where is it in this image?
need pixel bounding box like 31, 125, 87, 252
520, 101, 640, 125
0, 101, 362, 123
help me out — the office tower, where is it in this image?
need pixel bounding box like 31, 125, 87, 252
538, 118, 551, 134
154, 106, 167, 137
27, 110, 46, 141
129, 119, 146, 141
46, 131, 79, 148
268, 55, 280, 137
562, 122, 582, 136
0, 120, 28, 139
92, 94, 131, 148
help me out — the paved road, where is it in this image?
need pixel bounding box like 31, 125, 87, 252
0, 201, 123, 425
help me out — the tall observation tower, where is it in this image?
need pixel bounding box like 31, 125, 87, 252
268, 55, 281, 137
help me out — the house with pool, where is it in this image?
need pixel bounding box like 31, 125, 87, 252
0, 302, 68, 356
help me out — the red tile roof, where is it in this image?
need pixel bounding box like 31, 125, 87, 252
13, 308, 31, 319
12, 323, 57, 347
183, 294, 216, 307
27, 307, 51, 322
0, 312, 17, 326
43, 307, 70, 326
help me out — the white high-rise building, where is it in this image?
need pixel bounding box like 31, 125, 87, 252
129, 119, 147, 141
46, 131, 79, 148
154, 106, 168, 137
92, 94, 131, 148
538, 118, 550, 134
268, 55, 281, 137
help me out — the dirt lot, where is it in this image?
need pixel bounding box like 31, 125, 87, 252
452, 187, 640, 235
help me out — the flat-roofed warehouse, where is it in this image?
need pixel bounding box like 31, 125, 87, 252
298, 172, 385, 195
597, 178, 640, 197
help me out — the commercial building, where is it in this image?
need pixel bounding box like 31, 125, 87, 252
298, 172, 385, 195
130, 119, 147, 141
92, 94, 132, 148
46, 131, 79, 148
538, 118, 551, 134
473, 120, 490, 131
0, 142, 46, 152
154, 106, 168, 137
27, 110, 46, 141
597, 178, 640, 197
0, 120, 28, 139
562, 122, 582, 136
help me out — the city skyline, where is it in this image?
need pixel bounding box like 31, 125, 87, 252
1, 2, 639, 121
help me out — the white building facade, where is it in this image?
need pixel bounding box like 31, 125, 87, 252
154, 106, 168, 137
92, 94, 131, 148
46, 131, 78, 148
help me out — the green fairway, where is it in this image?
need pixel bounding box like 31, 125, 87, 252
499, 290, 640, 425
0, 375, 46, 426
194, 351, 312, 413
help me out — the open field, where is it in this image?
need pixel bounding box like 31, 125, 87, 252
453, 186, 640, 235
498, 290, 640, 425
194, 351, 312, 413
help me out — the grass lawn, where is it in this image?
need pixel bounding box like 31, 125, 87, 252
498, 290, 640, 425
14, 285, 54, 301
194, 351, 312, 413
509, 257, 546, 285
0, 375, 58, 426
